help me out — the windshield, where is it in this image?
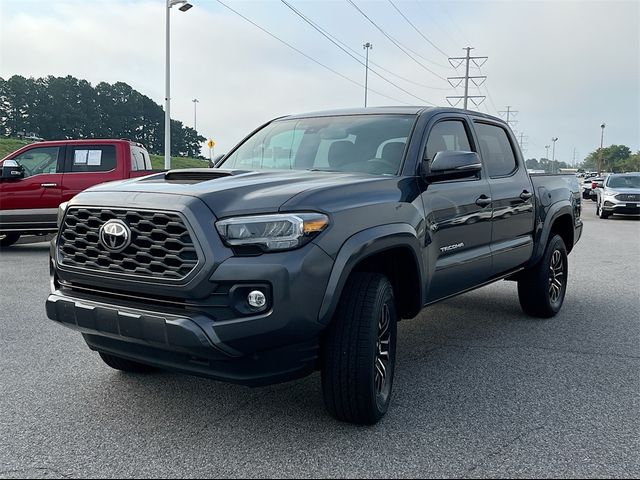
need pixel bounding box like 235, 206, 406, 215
220, 114, 417, 176
607, 175, 640, 189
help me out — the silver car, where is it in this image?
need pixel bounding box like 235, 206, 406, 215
595, 173, 640, 218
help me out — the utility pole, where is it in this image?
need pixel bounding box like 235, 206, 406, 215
572, 148, 577, 168
499, 106, 519, 129
192, 98, 199, 131
447, 47, 487, 110
551, 137, 558, 173
598, 123, 606, 175
363, 42, 373, 108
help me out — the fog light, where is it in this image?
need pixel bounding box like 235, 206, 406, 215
247, 290, 266, 309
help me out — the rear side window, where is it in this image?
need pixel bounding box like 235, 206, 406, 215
68, 145, 116, 173
425, 120, 472, 160
130, 145, 152, 171
474, 123, 517, 177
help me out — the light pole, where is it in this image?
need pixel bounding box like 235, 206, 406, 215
165, 0, 193, 170
598, 123, 606, 175
192, 98, 199, 131
363, 42, 373, 108
551, 137, 558, 173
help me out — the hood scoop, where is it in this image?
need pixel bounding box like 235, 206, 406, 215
163, 168, 244, 184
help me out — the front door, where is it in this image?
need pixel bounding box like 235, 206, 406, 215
0, 145, 64, 228
419, 117, 493, 303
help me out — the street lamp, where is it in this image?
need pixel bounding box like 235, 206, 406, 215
598, 123, 606, 175
363, 42, 373, 108
192, 98, 199, 131
165, 0, 193, 170
551, 137, 558, 173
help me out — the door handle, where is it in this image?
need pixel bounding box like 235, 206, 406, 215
520, 190, 533, 200
475, 195, 492, 207
40, 183, 58, 188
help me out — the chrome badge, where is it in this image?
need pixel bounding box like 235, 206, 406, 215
99, 219, 131, 253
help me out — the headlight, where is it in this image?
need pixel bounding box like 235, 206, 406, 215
216, 213, 329, 252
603, 190, 616, 197
57, 202, 69, 228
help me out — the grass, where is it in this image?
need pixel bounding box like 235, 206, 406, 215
0, 137, 205, 169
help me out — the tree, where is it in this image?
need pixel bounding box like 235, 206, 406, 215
0, 75, 204, 157
581, 145, 634, 173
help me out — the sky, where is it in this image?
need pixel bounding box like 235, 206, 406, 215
1, 0, 638, 163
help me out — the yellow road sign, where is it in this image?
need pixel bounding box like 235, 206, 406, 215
207, 139, 216, 149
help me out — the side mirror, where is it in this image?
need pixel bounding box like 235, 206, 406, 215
425, 151, 481, 180
211, 154, 226, 168
1, 160, 24, 180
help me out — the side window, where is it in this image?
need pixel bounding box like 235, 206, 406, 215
130, 146, 152, 171
12, 147, 60, 178
474, 123, 517, 177
68, 145, 117, 173
425, 120, 472, 161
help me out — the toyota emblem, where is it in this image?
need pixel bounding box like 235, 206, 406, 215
99, 219, 132, 253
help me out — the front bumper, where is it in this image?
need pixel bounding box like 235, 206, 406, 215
601, 199, 640, 215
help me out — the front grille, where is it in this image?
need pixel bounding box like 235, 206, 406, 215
59, 208, 199, 280
615, 193, 640, 201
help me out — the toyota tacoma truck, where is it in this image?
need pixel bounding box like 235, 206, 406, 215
0, 139, 155, 248
46, 107, 582, 425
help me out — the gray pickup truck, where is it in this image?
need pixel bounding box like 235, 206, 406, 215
46, 107, 582, 424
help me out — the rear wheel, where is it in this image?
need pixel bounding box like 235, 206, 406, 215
0, 233, 20, 248
517, 234, 568, 318
99, 352, 158, 373
321, 272, 397, 425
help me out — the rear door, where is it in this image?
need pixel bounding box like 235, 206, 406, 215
61, 143, 122, 202
419, 115, 493, 302
473, 121, 535, 275
0, 145, 64, 227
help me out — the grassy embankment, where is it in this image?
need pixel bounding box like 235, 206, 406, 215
0, 138, 205, 169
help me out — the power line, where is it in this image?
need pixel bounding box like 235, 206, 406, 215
387, 0, 450, 58
280, 0, 451, 91
498, 105, 519, 128
215, 0, 411, 105
345, 0, 449, 82
446, 47, 487, 109
279, 0, 438, 104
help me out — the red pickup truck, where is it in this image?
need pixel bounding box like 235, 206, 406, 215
0, 139, 155, 248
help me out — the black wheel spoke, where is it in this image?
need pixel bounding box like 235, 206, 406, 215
375, 303, 392, 394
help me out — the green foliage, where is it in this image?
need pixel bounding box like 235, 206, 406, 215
525, 157, 570, 174
0, 75, 205, 157
581, 145, 636, 173
0, 138, 31, 159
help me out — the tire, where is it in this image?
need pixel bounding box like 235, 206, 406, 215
0, 233, 20, 248
99, 352, 158, 373
321, 272, 397, 425
598, 205, 610, 219
517, 234, 568, 318
582, 190, 590, 200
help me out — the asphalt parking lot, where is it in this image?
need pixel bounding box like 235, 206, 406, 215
1, 206, 638, 479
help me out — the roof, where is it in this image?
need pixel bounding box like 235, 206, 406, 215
282, 106, 502, 123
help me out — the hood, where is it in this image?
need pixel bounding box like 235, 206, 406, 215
604, 187, 640, 195
83, 168, 397, 218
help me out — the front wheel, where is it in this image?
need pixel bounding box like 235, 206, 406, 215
0, 233, 20, 248
321, 272, 397, 425
598, 205, 610, 219
517, 235, 568, 318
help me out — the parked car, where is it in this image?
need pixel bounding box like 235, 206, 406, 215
582, 176, 604, 200
595, 173, 640, 218
46, 107, 582, 425
0, 139, 156, 248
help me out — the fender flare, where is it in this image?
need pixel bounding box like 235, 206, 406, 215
317, 223, 424, 325
529, 201, 574, 266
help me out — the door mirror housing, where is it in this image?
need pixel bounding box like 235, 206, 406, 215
0, 160, 24, 180
424, 151, 482, 180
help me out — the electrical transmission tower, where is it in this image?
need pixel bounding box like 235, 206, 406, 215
499, 106, 519, 129
517, 132, 528, 154
447, 47, 487, 109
